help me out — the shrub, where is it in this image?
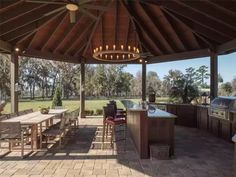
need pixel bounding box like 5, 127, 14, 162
52, 86, 62, 108
95, 109, 103, 115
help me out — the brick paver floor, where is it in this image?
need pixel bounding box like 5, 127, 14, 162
0, 117, 233, 177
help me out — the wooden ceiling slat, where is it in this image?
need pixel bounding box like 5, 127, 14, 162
0, 3, 48, 26
0, 0, 23, 14
139, 3, 175, 53
0, 5, 64, 37
160, 5, 187, 51
157, 1, 236, 39
74, 40, 88, 57
15, 10, 66, 47
167, 10, 229, 44
83, 1, 113, 56
29, 13, 66, 50
136, 25, 162, 55
206, 0, 236, 16
64, 21, 94, 55
162, 8, 212, 50
41, 14, 68, 51
178, 1, 236, 31
53, 14, 85, 53
122, 1, 165, 54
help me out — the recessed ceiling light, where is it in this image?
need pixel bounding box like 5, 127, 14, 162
15, 47, 20, 52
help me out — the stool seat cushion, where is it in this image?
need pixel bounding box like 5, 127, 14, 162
105, 118, 126, 125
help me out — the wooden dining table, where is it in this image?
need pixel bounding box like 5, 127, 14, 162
2, 109, 68, 149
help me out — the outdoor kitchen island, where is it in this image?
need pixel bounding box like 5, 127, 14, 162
127, 105, 177, 159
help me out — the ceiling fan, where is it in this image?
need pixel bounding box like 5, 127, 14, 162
25, 0, 109, 23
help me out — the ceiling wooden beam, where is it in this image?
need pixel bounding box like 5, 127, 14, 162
135, 23, 162, 55
114, 0, 118, 45
53, 14, 84, 53
121, 1, 144, 53
164, 9, 229, 44
122, 1, 165, 54
0, 5, 63, 36
65, 21, 94, 55
148, 49, 210, 63
177, 1, 236, 31
74, 41, 88, 57
124, 20, 130, 48
15, 10, 66, 45
82, 1, 113, 56
0, 0, 23, 14
206, 0, 236, 17
41, 14, 68, 51
0, 3, 47, 26
217, 39, 236, 54
0, 39, 13, 52
139, 3, 175, 53
153, 1, 236, 39
162, 8, 213, 49
157, 5, 186, 51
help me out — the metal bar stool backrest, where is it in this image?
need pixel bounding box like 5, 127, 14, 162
103, 106, 115, 120
0, 122, 21, 139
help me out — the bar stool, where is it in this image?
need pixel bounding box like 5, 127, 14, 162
102, 105, 126, 150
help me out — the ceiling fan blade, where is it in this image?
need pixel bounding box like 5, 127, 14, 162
82, 4, 109, 11
69, 11, 76, 23
25, 0, 66, 5
44, 6, 66, 16
78, 7, 98, 20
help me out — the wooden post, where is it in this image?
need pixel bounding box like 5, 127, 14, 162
10, 53, 19, 113
232, 135, 236, 177
80, 61, 85, 118
142, 61, 146, 101
210, 51, 218, 100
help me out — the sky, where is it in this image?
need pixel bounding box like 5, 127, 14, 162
124, 52, 236, 83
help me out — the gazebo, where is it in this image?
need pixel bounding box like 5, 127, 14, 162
0, 0, 236, 117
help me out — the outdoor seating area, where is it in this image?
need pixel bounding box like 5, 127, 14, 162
0, 108, 79, 159
0, 117, 233, 177
0, 0, 236, 176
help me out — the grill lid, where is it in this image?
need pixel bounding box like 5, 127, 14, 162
211, 96, 236, 109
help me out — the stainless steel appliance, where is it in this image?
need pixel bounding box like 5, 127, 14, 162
209, 96, 236, 121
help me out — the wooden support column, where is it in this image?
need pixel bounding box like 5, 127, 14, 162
210, 51, 218, 100
142, 61, 146, 101
80, 61, 85, 118
10, 53, 19, 113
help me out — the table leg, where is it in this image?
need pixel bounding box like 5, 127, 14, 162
39, 123, 42, 149
31, 124, 38, 149
50, 118, 53, 126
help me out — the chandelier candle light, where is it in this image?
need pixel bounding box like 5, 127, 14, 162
93, 44, 141, 62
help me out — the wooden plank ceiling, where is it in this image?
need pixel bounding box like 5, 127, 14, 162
0, 0, 236, 64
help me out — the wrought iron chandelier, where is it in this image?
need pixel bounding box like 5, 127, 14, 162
93, 44, 141, 62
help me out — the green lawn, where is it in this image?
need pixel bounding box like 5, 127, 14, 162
2, 97, 168, 114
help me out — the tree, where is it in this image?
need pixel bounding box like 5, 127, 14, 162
196, 65, 210, 87
162, 70, 183, 96
170, 73, 199, 103
218, 74, 224, 83
219, 82, 233, 96
0, 54, 10, 100
146, 71, 162, 96
52, 86, 62, 108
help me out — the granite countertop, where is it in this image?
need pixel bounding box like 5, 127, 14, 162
127, 104, 177, 119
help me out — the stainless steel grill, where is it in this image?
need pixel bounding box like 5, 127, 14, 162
209, 97, 236, 120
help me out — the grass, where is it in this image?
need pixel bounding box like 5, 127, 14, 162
2, 97, 169, 114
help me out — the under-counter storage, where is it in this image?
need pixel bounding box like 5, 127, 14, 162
210, 116, 232, 141
197, 106, 209, 130
166, 104, 197, 127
